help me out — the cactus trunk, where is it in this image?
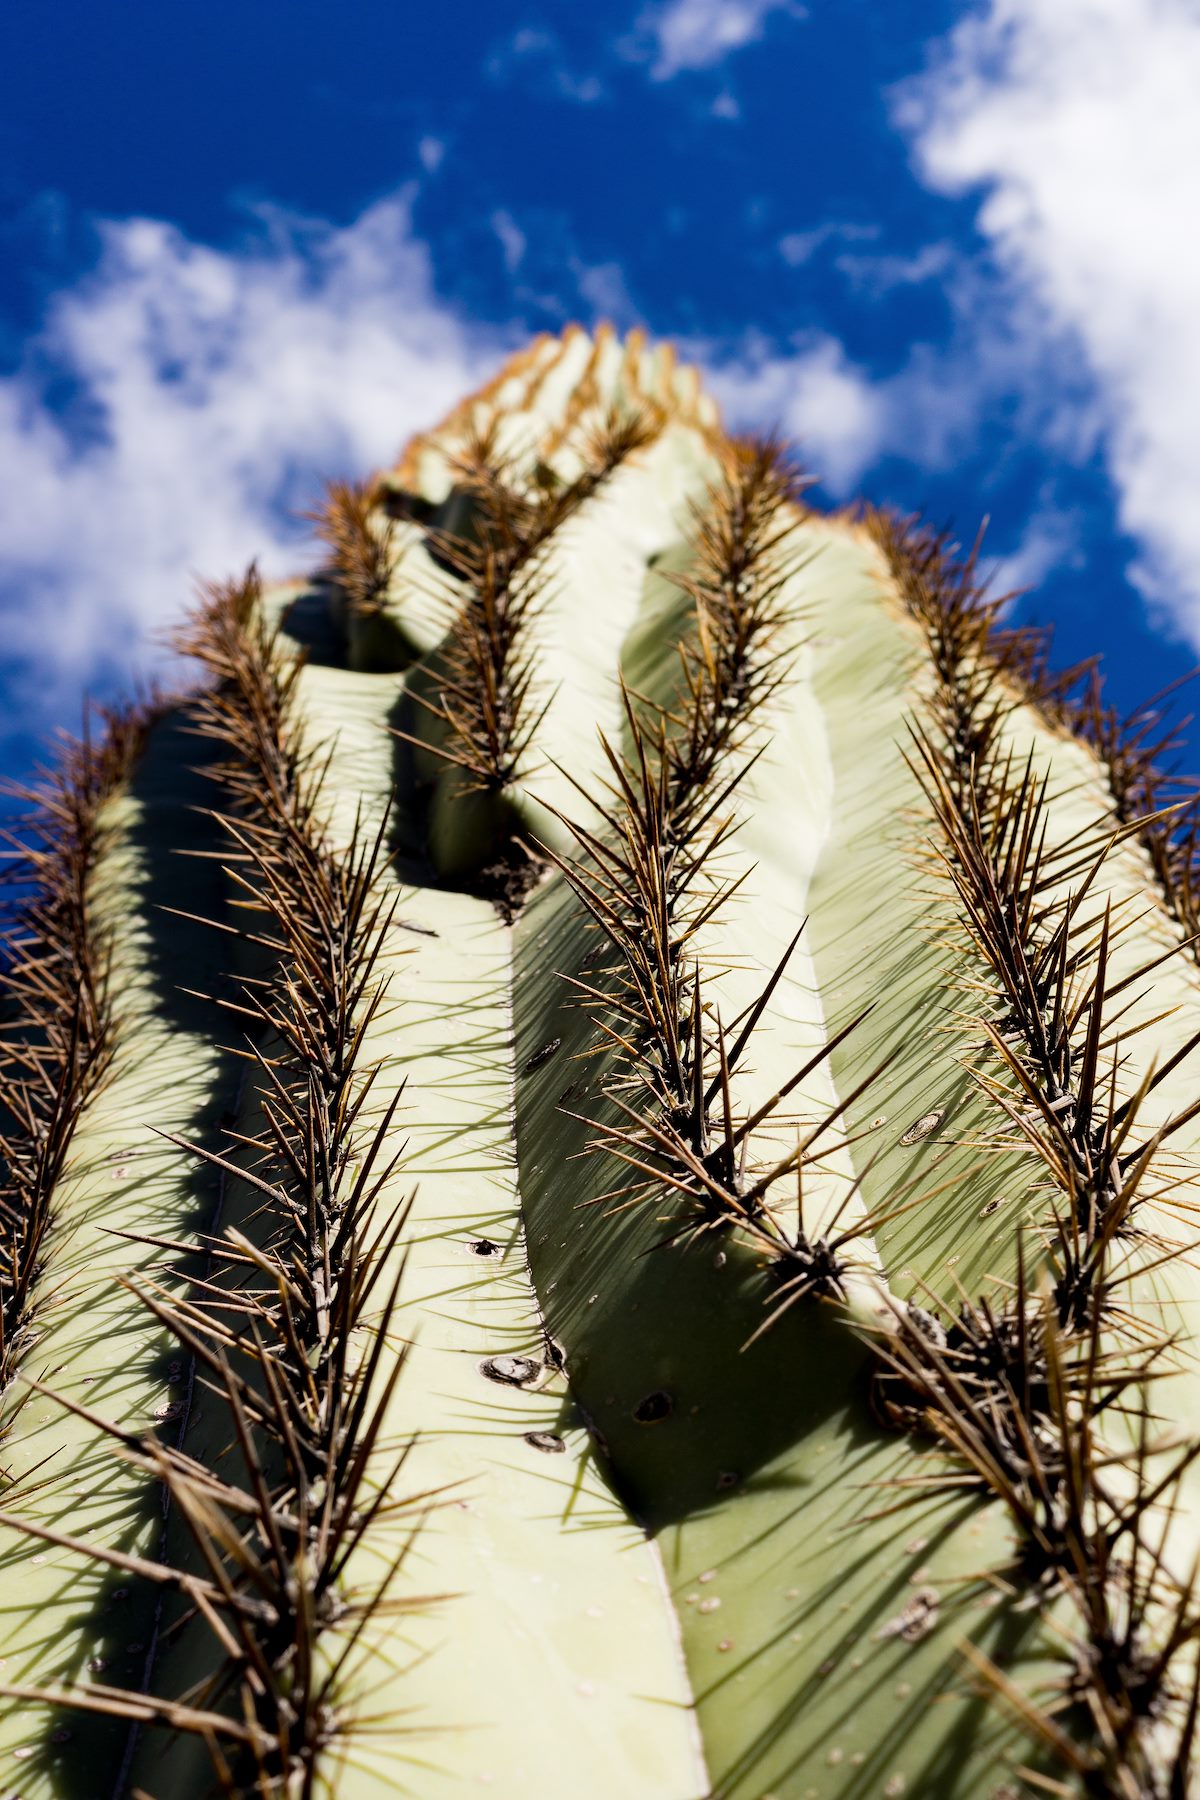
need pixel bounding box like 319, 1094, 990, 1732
2, 324, 1200, 1799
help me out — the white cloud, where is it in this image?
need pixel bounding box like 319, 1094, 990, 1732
898, 0, 1200, 637
417, 136, 445, 173
626, 0, 803, 80
695, 271, 1081, 512
702, 332, 887, 493
0, 192, 509, 725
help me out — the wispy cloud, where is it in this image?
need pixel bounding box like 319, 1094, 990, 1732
486, 27, 605, 103
491, 208, 527, 274
0, 191, 508, 729
778, 221, 878, 267
833, 240, 954, 296
623, 0, 804, 80
572, 258, 642, 328
0, 170, 897, 756
897, 0, 1200, 639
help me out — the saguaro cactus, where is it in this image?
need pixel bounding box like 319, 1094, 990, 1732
3, 324, 1200, 1799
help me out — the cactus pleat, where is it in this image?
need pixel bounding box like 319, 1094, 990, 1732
117, 577, 437, 1798
0, 711, 245, 1782
4, 328, 1200, 1798
0, 716, 141, 1382
866, 518, 1200, 1793
289, 665, 704, 1795
511, 481, 1055, 1797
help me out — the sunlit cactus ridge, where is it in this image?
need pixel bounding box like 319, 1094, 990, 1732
2, 324, 1200, 1799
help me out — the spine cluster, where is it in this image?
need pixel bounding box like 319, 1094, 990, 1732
872, 508, 1200, 970
308, 479, 400, 621
1074, 670, 1200, 956
0, 709, 146, 1403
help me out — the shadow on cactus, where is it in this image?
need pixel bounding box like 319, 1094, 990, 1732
3, 327, 1200, 1798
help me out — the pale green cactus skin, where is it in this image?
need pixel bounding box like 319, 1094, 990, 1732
1, 326, 1199, 1800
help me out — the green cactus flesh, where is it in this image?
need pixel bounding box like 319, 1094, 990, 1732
3, 325, 1200, 1799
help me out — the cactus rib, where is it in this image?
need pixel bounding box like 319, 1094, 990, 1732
514, 487, 1035, 1796
881, 514, 1200, 1330
538, 444, 879, 1252
868, 513, 1200, 1792
134, 573, 427, 1793
0, 577, 431, 1797
875, 1277, 1200, 1795
284, 657, 707, 1797
0, 705, 253, 1792
870, 506, 1200, 977
414, 407, 661, 785
0, 709, 148, 1394
392, 405, 663, 898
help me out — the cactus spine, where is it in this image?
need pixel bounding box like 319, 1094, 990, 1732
2, 324, 1200, 1798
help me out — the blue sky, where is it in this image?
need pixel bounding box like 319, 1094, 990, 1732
3, 0, 1200, 788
